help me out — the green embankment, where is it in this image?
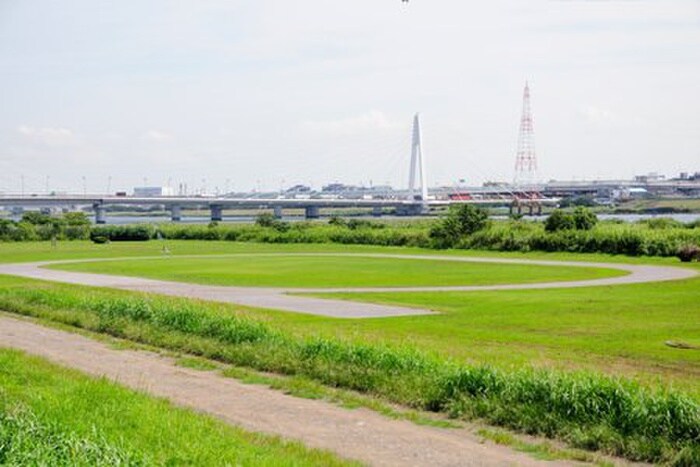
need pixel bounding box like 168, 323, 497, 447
0, 348, 351, 466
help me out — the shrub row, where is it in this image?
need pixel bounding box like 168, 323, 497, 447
0, 220, 90, 242
157, 223, 432, 248
159, 219, 700, 257
0, 287, 697, 464
90, 225, 154, 242
466, 222, 700, 257
3, 214, 700, 258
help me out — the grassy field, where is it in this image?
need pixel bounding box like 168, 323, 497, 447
47, 254, 625, 288
0, 241, 698, 463
0, 241, 697, 392
0, 348, 351, 466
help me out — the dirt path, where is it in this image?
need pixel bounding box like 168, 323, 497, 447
0, 315, 564, 466
0, 254, 695, 318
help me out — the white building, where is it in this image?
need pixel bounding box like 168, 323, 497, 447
133, 186, 175, 197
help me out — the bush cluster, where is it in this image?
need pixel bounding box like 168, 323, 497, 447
545, 207, 598, 232
90, 225, 154, 242
157, 221, 431, 248
0, 212, 90, 241
677, 245, 700, 262
467, 221, 700, 257
429, 204, 490, 248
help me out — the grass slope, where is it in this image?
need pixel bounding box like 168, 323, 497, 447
0, 290, 697, 464
0, 348, 352, 466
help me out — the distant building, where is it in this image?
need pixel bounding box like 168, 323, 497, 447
285, 184, 311, 194
634, 172, 665, 183
133, 186, 174, 197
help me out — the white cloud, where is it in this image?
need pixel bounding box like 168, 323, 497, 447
580, 105, 618, 126
301, 111, 403, 136
16, 125, 76, 147
142, 129, 173, 142
579, 105, 647, 129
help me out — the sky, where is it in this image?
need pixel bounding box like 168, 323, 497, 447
1, 0, 699, 194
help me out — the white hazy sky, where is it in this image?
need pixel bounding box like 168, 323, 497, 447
1, 0, 699, 194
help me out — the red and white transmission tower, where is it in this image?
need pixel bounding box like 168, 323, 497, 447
513, 81, 537, 186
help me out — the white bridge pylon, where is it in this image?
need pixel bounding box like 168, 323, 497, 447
407, 113, 428, 205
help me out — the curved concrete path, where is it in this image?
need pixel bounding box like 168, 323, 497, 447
0, 253, 696, 318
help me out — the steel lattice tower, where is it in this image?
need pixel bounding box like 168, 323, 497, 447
514, 81, 537, 186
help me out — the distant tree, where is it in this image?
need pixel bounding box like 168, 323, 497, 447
328, 215, 347, 227
63, 211, 90, 226
572, 207, 598, 231
430, 204, 490, 248
255, 213, 277, 228
347, 219, 382, 230
21, 211, 51, 225
544, 209, 575, 232
255, 213, 289, 232
560, 196, 596, 208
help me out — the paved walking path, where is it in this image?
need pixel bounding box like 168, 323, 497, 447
0, 315, 567, 466
0, 254, 695, 318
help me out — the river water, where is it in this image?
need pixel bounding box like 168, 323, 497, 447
94, 213, 700, 225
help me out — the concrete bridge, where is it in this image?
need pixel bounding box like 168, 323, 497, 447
0, 194, 558, 224
0, 115, 559, 224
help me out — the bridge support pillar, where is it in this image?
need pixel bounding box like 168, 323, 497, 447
510, 201, 522, 216
536, 204, 542, 216
372, 206, 383, 217
210, 205, 223, 222
93, 203, 106, 224
304, 206, 320, 219
273, 206, 283, 219
396, 204, 425, 216
170, 205, 182, 222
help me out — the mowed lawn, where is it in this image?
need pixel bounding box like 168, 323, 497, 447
0, 348, 351, 466
0, 241, 698, 394
47, 254, 625, 288
302, 278, 700, 394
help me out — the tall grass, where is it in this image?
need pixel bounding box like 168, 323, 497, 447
3, 216, 699, 258
466, 221, 700, 257
0, 348, 352, 467
1, 286, 697, 464
0, 408, 144, 466
151, 220, 700, 257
